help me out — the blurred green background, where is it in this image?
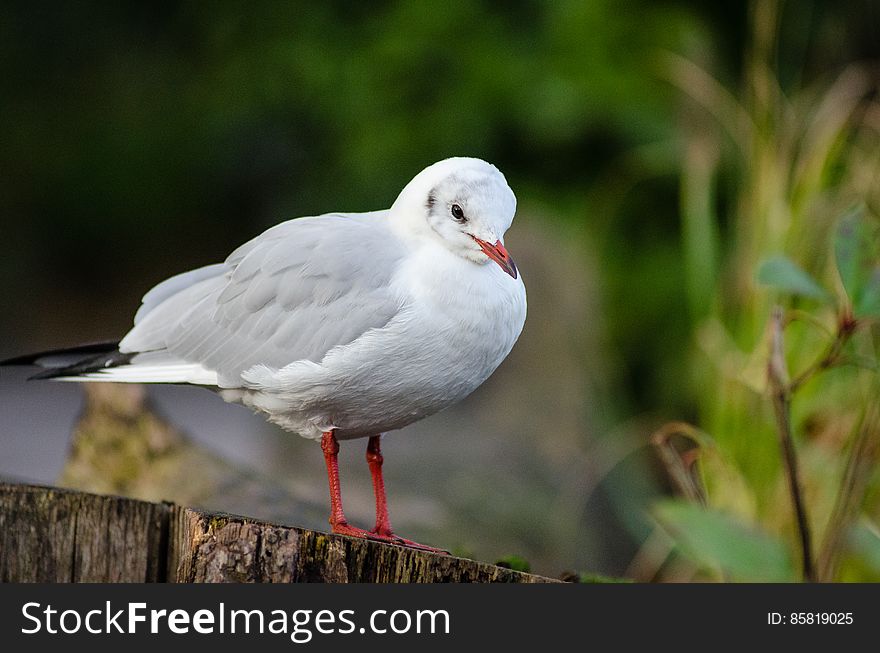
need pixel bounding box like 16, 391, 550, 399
1, 0, 879, 580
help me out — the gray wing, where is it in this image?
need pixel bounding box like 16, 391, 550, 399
119, 211, 404, 387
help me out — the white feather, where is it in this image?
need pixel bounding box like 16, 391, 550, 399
56, 363, 218, 385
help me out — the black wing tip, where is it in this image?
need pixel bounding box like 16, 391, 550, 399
0, 341, 121, 368
1, 341, 127, 380
27, 368, 69, 381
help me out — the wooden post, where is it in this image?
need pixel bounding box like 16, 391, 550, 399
0, 483, 171, 582
0, 483, 557, 583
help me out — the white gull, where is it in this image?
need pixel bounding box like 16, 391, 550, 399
6, 157, 527, 551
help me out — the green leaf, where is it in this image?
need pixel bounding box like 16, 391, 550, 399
575, 572, 632, 583
846, 355, 880, 372
494, 555, 531, 573
654, 500, 795, 582
757, 256, 829, 300
849, 519, 880, 573
855, 268, 880, 318
835, 205, 879, 310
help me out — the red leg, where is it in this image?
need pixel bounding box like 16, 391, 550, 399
365, 435, 448, 554
366, 435, 393, 535
320, 430, 376, 539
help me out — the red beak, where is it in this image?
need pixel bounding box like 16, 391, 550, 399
472, 236, 518, 279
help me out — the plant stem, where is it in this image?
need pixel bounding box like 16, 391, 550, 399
769, 389, 816, 582
768, 306, 816, 582
788, 313, 857, 393
650, 422, 709, 506
817, 385, 880, 580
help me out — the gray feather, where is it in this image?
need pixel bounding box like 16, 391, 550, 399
120, 211, 404, 387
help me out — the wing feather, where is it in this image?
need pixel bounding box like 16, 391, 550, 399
119, 211, 403, 387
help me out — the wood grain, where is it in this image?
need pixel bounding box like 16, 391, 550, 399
0, 483, 557, 583
0, 483, 170, 582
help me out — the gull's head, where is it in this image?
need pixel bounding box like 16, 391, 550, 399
391, 157, 519, 279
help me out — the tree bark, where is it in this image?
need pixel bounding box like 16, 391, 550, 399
0, 483, 557, 583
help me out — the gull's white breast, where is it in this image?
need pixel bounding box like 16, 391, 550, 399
238, 238, 527, 440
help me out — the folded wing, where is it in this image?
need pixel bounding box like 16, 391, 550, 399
114, 211, 403, 387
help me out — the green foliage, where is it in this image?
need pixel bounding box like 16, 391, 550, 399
571, 572, 632, 584
757, 256, 830, 301
654, 1, 880, 582
494, 555, 531, 573
834, 207, 880, 318
849, 520, 880, 574
654, 500, 795, 582
857, 271, 880, 319
660, 206, 880, 581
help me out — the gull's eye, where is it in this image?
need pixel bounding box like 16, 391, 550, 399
451, 204, 467, 222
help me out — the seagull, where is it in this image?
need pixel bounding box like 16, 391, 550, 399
1, 157, 527, 552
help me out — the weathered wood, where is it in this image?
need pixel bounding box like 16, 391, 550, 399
0, 483, 558, 583
0, 483, 170, 582
172, 508, 555, 583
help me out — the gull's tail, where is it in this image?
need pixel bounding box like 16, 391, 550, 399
0, 341, 131, 380
0, 342, 217, 385
2, 263, 230, 386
